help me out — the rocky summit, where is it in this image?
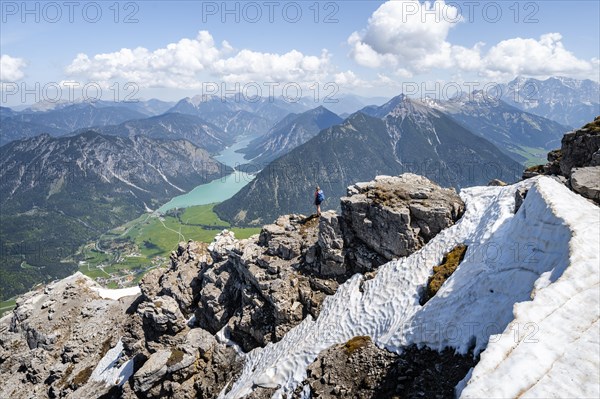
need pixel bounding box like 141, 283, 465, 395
0, 274, 137, 399
523, 116, 600, 204
0, 173, 464, 399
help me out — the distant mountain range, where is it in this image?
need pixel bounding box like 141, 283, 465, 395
215, 95, 522, 225
499, 76, 599, 128
15, 98, 176, 116
0, 131, 229, 300
240, 106, 343, 166
2, 76, 594, 150
318, 94, 390, 115
73, 112, 234, 154
167, 95, 311, 137
427, 91, 571, 163
0, 103, 148, 145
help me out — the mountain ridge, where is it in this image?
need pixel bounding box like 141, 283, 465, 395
0, 131, 230, 300
215, 99, 522, 225
240, 106, 343, 166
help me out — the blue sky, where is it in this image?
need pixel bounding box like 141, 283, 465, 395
1, 0, 598, 105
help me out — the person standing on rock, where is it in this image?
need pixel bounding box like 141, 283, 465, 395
315, 185, 324, 216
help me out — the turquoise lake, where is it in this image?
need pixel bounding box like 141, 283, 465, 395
158, 135, 258, 213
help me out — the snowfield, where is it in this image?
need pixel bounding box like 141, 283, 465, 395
220, 177, 600, 399
91, 285, 141, 300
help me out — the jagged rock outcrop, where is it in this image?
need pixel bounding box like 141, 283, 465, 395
294, 336, 476, 399
560, 118, 600, 176
186, 174, 463, 352
193, 217, 337, 351
1, 173, 466, 399
523, 116, 600, 204
0, 273, 137, 399
340, 175, 465, 272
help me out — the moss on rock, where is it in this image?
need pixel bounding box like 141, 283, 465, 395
343, 336, 371, 355
422, 244, 468, 304
166, 349, 185, 367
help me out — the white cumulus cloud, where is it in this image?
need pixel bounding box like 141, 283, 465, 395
0, 55, 27, 81
481, 33, 595, 79
348, 0, 597, 81
348, 0, 467, 71
65, 31, 332, 89
214, 49, 331, 83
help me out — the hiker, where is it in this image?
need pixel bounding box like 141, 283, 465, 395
314, 185, 324, 216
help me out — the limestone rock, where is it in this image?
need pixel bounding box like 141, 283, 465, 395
0, 273, 136, 399
488, 179, 508, 186
139, 296, 187, 338
317, 211, 346, 276
570, 167, 600, 204
133, 349, 171, 392
341, 174, 465, 271
296, 337, 476, 399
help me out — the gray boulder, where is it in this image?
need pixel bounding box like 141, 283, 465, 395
133, 349, 171, 392
341, 174, 464, 271
297, 336, 476, 399
317, 211, 346, 276
571, 167, 600, 204
139, 296, 187, 337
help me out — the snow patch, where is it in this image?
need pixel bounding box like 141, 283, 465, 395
90, 339, 135, 386
220, 177, 599, 398
91, 286, 141, 300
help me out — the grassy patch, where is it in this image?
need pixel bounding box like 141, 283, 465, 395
422, 245, 468, 304
179, 204, 229, 226
72, 365, 94, 387
343, 336, 371, 355
0, 298, 17, 318
100, 337, 113, 358
525, 164, 545, 173
369, 185, 410, 208
512, 146, 548, 166
77, 203, 259, 290
230, 227, 260, 240
582, 116, 600, 132
58, 364, 75, 389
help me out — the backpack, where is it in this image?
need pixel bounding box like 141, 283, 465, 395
317, 190, 325, 202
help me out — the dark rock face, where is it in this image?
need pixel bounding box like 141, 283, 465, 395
515, 187, 529, 213
559, 119, 600, 176
295, 336, 476, 399
523, 116, 600, 205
